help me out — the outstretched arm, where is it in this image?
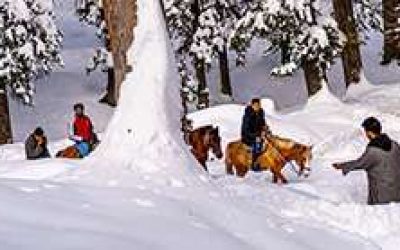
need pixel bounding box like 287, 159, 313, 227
334, 148, 376, 175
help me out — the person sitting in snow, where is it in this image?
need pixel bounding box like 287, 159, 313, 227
69, 103, 99, 158
333, 117, 400, 205
241, 98, 270, 171
25, 127, 51, 160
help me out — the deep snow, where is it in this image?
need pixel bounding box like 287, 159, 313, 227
0, 0, 400, 249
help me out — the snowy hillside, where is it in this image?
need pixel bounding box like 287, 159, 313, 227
0, 0, 400, 250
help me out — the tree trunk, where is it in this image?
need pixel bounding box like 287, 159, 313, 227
382, 0, 400, 64
303, 0, 326, 97
280, 40, 290, 65
99, 67, 117, 106
303, 60, 323, 97
0, 86, 12, 144
102, 0, 137, 106
195, 58, 209, 109
218, 43, 233, 97
333, 0, 362, 87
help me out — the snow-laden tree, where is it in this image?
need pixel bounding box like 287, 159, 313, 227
353, 0, 382, 37
190, 0, 240, 97
230, 0, 343, 96
0, 0, 62, 144
166, 0, 211, 109
381, 0, 400, 64
0, 0, 63, 103
74, 0, 117, 106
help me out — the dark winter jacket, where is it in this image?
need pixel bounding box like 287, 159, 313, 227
25, 134, 50, 160
241, 106, 267, 146
341, 134, 400, 205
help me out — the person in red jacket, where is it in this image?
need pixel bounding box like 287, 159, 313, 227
69, 103, 98, 157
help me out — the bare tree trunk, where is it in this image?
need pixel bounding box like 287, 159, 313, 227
99, 67, 117, 106
303, 60, 323, 97
195, 58, 209, 109
303, 1, 325, 97
280, 40, 290, 65
218, 43, 232, 97
333, 0, 362, 87
102, 0, 137, 106
382, 0, 400, 64
0, 86, 12, 144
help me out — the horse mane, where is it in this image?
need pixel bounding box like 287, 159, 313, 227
198, 125, 214, 135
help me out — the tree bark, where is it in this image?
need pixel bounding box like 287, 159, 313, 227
280, 40, 290, 65
382, 0, 400, 64
195, 58, 209, 109
333, 0, 362, 87
218, 43, 233, 97
303, 60, 323, 97
99, 67, 117, 106
0, 86, 12, 144
102, 0, 137, 106
303, 0, 326, 97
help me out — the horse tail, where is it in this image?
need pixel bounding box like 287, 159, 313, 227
225, 143, 234, 175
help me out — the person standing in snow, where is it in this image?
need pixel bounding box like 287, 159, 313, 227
333, 117, 400, 205
69, 103, 98, 158
25, 127, 51, 160
241, 98, 270, 170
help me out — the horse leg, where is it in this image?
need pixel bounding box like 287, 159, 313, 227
271, 167, 288, 184
273, 173, 278, 183
225, 160, 234, 175
200, 161, 208, 172
237, 165, 249, 178
276, 170, 288, 184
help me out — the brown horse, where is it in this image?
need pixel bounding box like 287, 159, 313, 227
56, 146, 81, 159
225, 135, 312, 183
187, 125, 223, 171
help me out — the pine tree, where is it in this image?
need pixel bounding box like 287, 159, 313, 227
74, 0, 119, 106
190, 0, 240, 98
166, 0, 211, 109
381, 0, 400, 64
0, 0, 62, 144
231, 0, 343, 96
333, 0, 362, 87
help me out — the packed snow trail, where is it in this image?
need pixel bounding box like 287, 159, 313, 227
0, 0, 398, 249
190, 83, 400, 250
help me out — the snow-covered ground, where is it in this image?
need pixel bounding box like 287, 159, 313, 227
1, 0, 400, 249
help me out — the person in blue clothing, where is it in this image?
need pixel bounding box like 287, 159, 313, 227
241, 98, 270, 170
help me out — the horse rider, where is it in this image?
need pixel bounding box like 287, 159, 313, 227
241, 98, 270, 170
333, 117, 400, 205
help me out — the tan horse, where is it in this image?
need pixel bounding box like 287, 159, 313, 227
225, 135, 312, 183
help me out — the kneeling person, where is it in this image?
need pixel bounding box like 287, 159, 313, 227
25, 127, 51, 160
69, 103, 98, 158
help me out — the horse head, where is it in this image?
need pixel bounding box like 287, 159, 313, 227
293, 144, 313, 177
206, 126, 223, 160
